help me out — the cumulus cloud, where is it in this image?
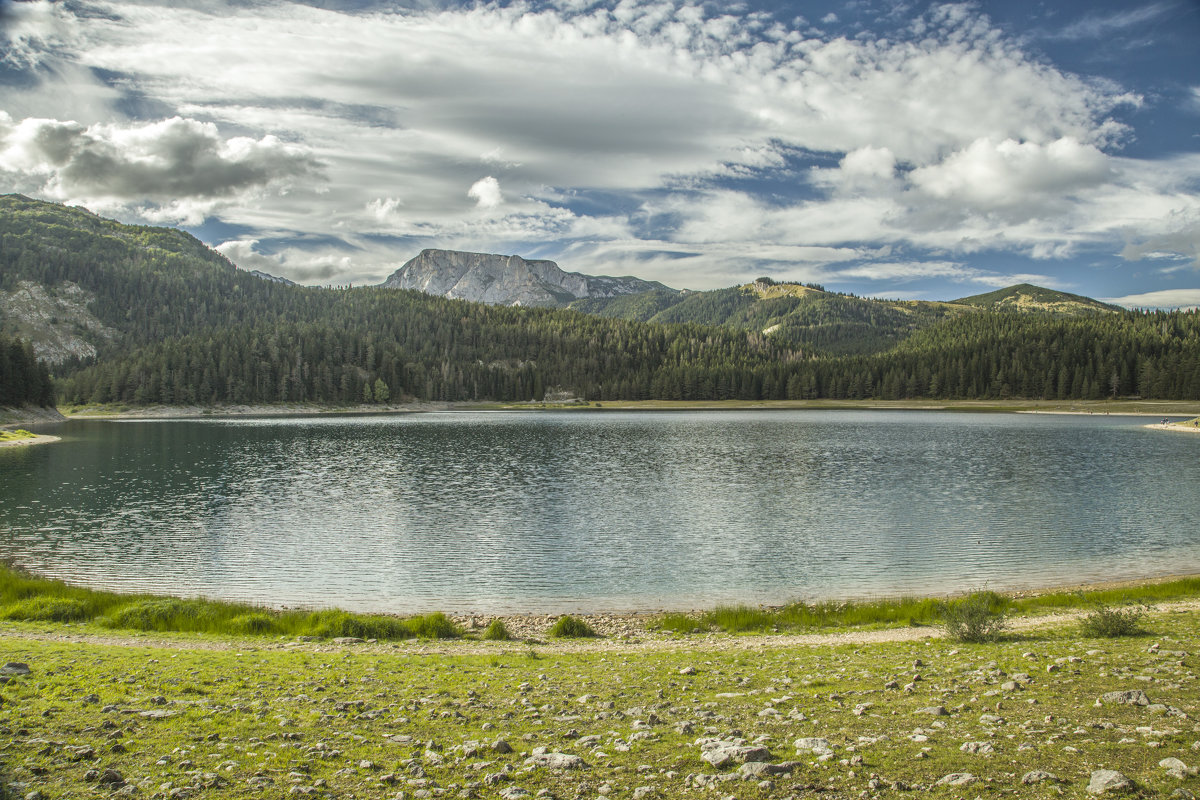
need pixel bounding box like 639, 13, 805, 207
909, 137, 1113, 221
468, 176, 504, 209
215, 238, 359, 284
0, 113, 320, 221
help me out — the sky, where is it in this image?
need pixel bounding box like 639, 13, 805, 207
1, 0, 1198, 307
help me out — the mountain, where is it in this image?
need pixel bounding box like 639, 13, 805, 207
380, 249, 670, 307
952, 283, 1123, 314
571, 278, 1122, 356
3, 195, 1198, 406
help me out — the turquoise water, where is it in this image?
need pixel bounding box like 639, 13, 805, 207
2, 410, 1197, 612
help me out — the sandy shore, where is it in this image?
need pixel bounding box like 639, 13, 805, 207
1149, 419, 1200, 433
0, 433, 61, 447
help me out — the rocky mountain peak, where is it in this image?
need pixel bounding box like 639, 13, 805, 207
380, 249, 669, 307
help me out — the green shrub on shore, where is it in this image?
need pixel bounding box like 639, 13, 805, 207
939, 590, 1008, 643
549, 615, 596, 638
1080, 603, 1146, 637
481, 619, 510, 640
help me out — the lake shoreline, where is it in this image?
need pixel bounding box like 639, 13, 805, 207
56, 397, 1200, 420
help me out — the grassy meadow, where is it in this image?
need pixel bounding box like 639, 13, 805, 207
2, 568, 1199, 798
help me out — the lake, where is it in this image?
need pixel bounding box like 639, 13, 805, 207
2, 410, 1198, 613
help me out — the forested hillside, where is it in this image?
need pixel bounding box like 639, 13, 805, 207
2, 194, 1198, 406
0, 333, 55, 408
570, 277, 1120, 357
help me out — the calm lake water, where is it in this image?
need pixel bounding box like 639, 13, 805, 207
2, 410, 1198, 613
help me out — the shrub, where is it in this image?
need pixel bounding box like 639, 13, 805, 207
227, 613, 279, 635
549, 615, 596, 638
939, 591, 1008, 643
1079, 604, 1145, 637
1, 596, 90, 622
482, 619, 510, 640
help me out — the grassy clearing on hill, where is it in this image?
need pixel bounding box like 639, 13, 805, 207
2, 604, 1198, 800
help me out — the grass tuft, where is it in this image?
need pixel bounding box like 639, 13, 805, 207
1, 596, 92, 622
654, 612, 705, 634
549, 615, 597, 638
481, 619, 510, 640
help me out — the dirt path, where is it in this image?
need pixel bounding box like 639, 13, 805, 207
4, 599, 1195, 656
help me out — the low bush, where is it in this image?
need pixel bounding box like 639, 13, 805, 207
1080, 604, 1146, 637
939, 591, 1008, 643
549, 615, 596, 638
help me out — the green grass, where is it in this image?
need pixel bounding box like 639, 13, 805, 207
2, 604, 1198, 800
652, 578, 1200, 635
0, 563, 460, 641
0, 428, 36, 441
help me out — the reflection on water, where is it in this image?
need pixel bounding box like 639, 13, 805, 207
1, 410, 1198, 612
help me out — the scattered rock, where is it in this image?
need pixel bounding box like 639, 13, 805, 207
960, 741, 995, 755
332, 637, 364, 644
1, 662, 31, 676
935, 773, 976, 786
499, 788, 530, 800
1097, 690, 1151, 707
524, 752, 588, 770
1161, 758, 1198, 779
699, 739, 771, 769
98, 768, 125, 787
793, 737, 834, 756
492, 739, 514, 754
915, 706, 948, 716
1022, 771, 1064, 785
1088, 770, 1135, 795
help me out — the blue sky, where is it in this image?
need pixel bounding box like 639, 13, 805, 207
1, 0, 1198, 307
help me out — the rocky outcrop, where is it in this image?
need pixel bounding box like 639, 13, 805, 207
0, 281, 117, 364
380, 249, 667, 307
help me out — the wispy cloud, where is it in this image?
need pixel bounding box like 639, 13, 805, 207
1050, 2, 1175, 40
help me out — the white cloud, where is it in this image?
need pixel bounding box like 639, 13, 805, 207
366, 197, 403, 222
0, 0, 1191, 289
1104, 289, 1200, 310
468, 176, 504, 209
1051, 3, 1175, 41
834, 261, 1055, 288
0, 112, 319, 223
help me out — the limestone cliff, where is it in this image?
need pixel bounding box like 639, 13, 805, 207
380, 249, 669, 307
